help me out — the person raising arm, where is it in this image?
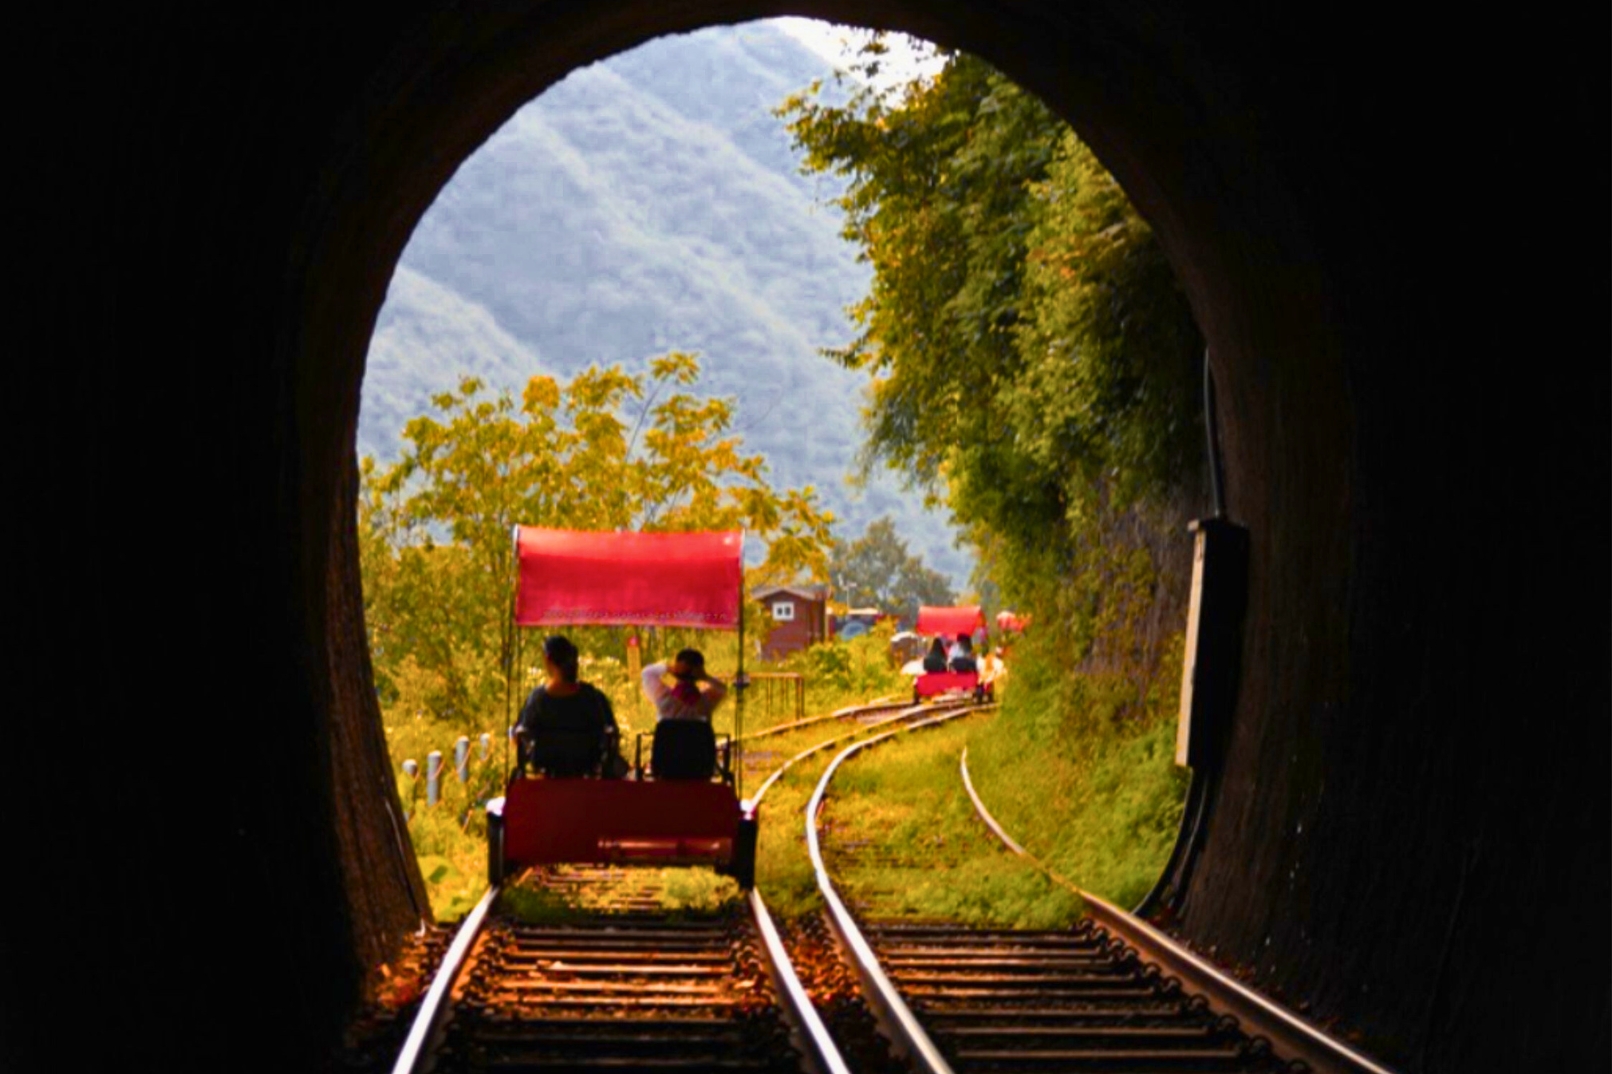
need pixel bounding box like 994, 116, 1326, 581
640, 647, 727, 721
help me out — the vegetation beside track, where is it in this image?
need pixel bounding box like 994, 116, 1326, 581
823, 717, 1083, 927
780, 40, 1203, 918
366, 42, 1203, 928
965, 630, 1188, 910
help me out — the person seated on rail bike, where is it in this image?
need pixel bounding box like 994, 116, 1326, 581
515, 635, 628, 778
640, 649, 727, 780
948, 632, 979, 674
922, 636, 951, 674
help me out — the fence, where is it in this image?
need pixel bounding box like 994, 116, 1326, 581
399, 730, 499, 815
744, 672, 805, 724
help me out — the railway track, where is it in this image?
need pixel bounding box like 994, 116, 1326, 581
391, 692, 1385, 1074
856, 920, 1281, 1073
388, 695, 961, 1074
438, 900, 795, 1071
391, 866, 836, 1074
803, 712, 1394, 1074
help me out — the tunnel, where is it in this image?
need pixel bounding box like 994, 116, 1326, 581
5, 3, 1605, 1070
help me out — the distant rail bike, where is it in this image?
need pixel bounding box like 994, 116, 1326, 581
912, 604, 992, 703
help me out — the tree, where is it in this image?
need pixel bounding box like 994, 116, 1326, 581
360, 353, 834, 728
779, 53, 1064, 491
829, 516, 955, 625
781, 46, 1202, 676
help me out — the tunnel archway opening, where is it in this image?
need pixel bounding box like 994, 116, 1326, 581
353, 14, 1210, 933
300, 3, 1388, 1068
288, 7, 1607, 1071
11, 4, 1601, 1073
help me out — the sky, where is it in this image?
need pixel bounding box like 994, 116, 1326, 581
773, 18, 946, 89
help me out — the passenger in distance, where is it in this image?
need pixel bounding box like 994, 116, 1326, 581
978, 646, 1005, 695
922, 636, 951, 673
948, 632, 979, 673
641, 648, 727, 721
515, 635, 626, 778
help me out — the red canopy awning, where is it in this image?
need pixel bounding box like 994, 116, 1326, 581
515, 527, 744, 629
916, 605, 984, 637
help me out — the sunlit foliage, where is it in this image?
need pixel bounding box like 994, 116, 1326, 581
780, 43, 1201, 695
360, 353, 835, 735
780, 42, 1204, 901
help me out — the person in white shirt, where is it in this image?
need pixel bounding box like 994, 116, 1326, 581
978, 647, 1006, 692
947, 632, 978, 673
640, 648, 727, 721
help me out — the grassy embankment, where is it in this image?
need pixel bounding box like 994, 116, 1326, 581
804, 716, 1083, 927
753, 637, 1188, 920
963, 629, 1189, 910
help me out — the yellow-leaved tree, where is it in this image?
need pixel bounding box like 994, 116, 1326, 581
359, 352, 833, 736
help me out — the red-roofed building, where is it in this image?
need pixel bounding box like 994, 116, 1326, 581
753, 584, 830, 659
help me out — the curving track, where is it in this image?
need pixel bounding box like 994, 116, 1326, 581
803, 712, 1393, 1074
387, 693, 1377, 1074
388, 695, 961, 1074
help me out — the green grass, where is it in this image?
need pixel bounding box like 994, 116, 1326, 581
500, 868, 742, 924
746, 701, 955, 917
752, 747, 833, 917
384, 616, 1187, 925
963, 633, 1189, 910
401, 771, 499, 921
815, 718, 1084, 928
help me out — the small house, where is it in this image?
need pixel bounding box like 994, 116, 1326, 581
753, 584, 830, 659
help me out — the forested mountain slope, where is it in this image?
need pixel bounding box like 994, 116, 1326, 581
361, 21, 965, 579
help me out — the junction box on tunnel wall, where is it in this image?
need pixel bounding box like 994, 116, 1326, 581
1175, 517, 1249, 771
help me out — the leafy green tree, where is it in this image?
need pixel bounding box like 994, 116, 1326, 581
779, 54, 1063, 490
780, 47, 1201, 681
829, 516, 955, 625
360, 353, 834, 729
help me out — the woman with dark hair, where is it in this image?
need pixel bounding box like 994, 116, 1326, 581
922, 636, 950, 673
515, 635, 625, 777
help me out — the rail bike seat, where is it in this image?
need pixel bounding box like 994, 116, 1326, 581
489, 778, 758, 887
650, 719, 718, 780
914, 670, 981, 702
523, 728, 609, 778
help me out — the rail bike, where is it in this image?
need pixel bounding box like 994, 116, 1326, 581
485, 526, 758, 888
911, 603, 990, 703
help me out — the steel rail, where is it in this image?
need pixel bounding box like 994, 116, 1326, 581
390, 882, 500, 1074
745, 695, 964, 1074
750, 699, 965, 805
806, 704, 995, 1074
958, 747, 1399, 1074
390, 692, 947, 1074
748, 889, 855, 1074
740, 695, 913, 743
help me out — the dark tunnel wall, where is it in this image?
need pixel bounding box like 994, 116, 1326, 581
5, 3, 1606, 1071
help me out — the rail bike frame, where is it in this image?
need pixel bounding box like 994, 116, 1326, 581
913, 670, 987, 703
487, 526, 757, 888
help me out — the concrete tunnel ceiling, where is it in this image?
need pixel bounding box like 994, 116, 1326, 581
4, 2, 1605, 1072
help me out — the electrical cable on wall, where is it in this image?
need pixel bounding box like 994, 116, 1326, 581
1204, 348, 1227, 519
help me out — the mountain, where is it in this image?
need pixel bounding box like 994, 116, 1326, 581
360, 20, 967, 584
